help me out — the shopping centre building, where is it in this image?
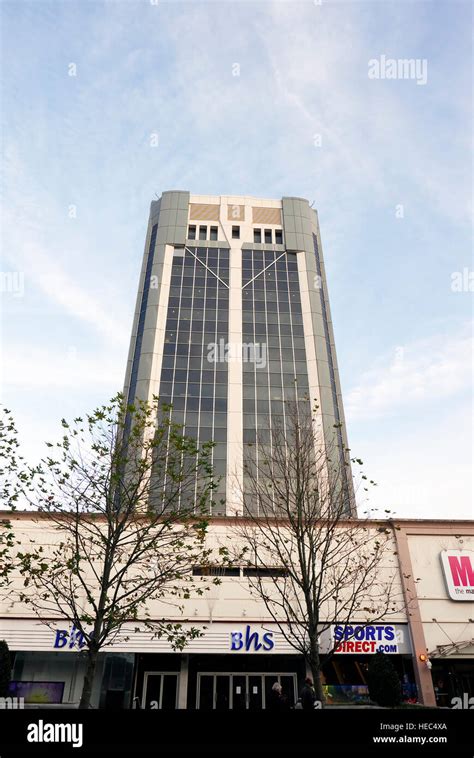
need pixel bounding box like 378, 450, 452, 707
1, 514, 473, 709
1, 193, 472, 708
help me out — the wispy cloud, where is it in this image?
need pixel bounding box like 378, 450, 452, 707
2, 344, 123, 390
346, 323, 473, 421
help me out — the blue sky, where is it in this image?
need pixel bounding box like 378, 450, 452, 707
1, 0, 472, 519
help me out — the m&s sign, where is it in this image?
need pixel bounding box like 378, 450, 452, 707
440, 551, 474, 601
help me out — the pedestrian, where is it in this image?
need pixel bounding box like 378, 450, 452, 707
268, 681, 290, 711
300, 677, 316, 711
268, 682, 283, 711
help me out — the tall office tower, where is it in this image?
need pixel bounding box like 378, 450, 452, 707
124, 192, 355, 517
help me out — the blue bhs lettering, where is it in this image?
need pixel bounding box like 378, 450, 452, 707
53, 625, 86, 649
230, 626, 274, 651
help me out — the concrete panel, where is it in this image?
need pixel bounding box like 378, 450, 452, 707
284, 231, 299, 251
158, 209, 171, 227
176, 208, 188, 228
156, 225, 168, 244
140, 328, 158, 355
284, 216, 296, 232
168, 209, 178, 228
146, 284, 160, 309
173, 226, 187, 245
169, 193, 179, 210
160, 195, 171, 212
316, 360, 332, 389
282, 197, 296, 216
136, 353, 154, 381
319, 386, 336, 416
314, 334, 329, 361
143, 305, 159, 332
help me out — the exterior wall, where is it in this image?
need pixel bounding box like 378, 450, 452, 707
3, 513, 473, 707
394, 521, 474, 706
123, 191, 190, 405
1, 513, 406, 638
409, 533, 474, 656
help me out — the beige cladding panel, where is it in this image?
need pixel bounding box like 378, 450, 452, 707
189, 203, 220, 221
227, 204, 245, 221
252, 207, 282, 225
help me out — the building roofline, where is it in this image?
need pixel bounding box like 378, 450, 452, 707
1, 510, 473, 530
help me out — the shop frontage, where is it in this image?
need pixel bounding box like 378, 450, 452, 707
394, 522, 474, 707
3, 515, 472, 709
317, 622, 417, 704
3, 620, 307, 709
3, 618, 417, 709
133, 652, 304, 710
130, 622, 305, 709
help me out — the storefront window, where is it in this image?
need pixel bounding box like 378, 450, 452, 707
9, 651, 132, 708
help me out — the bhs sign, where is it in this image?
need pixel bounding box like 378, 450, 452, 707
230, 625, 274, 652
53, 625, 87, 649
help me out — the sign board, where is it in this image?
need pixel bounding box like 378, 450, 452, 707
328, 624, 411, 655
42, 622, 294, 655
440, 550, 474, 601
230, 625, 274, 652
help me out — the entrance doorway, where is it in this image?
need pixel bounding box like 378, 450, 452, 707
142, 672, 178, 709
196, 672, 297, 710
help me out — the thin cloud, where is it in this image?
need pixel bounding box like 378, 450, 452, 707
346, 324, 473, 421
2, 344, 123, 390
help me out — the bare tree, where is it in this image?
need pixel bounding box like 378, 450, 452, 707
10, 394, 216, 708
234, 400, 404, 706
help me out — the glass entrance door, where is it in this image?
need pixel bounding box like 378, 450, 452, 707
142, 672, 178, 709
232, 675, 246, 711
215, 675, 231, 710
264, 674, 296, 708
196, 673, 297, 710
248, 675, 263, 710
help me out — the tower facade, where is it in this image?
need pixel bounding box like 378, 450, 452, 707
124, 192, 354, 516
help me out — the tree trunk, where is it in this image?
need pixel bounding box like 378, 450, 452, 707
309, 636, 326, 708
79, 648, 98, 709
311, 659, 325, 708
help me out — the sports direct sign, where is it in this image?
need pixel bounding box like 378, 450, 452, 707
440, 550, 474, 601
332, 624, 408, 654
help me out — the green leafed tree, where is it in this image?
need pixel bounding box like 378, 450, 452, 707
367, 651, 402, 707
11, 394, 216, 708
0, 406, 32, 589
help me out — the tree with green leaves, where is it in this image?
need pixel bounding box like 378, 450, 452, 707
367, 651, 402, 707
11, 394, 216, 708
0, 406, 31, 589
